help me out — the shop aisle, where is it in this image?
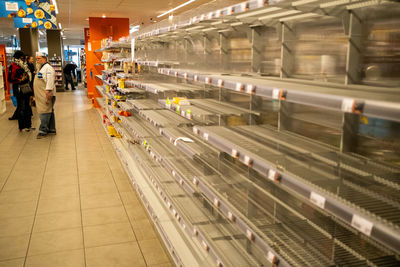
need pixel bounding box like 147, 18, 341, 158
0, 89, 173, 267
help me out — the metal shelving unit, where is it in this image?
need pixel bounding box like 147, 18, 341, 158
90, 0, 400, 266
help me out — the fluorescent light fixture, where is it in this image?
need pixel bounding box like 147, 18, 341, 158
292, 0, 319, 6
279, 13, 319, 21
58, 23, 62, 29
52, 0, 59, 14
259, 10, 301, 20
236, 7, 281, 19
157, 0, 196, 18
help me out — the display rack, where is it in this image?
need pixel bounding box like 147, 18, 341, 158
49, 56, 64, 90
90, 1, 400, 266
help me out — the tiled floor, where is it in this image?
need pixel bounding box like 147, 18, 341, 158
0, 89, 173, 267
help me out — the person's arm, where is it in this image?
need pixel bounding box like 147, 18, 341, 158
45, 67, 55, 103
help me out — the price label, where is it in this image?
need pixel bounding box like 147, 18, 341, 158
217, 79, 223, 87
272, 89, 280, 100
205, 77, 210, 84
310, 192, 326, 209
246, 84, 255, 94
231, 149, 238, 158
184, 73, 188, 79
203, 133, 209, 141
5, 2, 18, 11
351, 214, 373, 236
342, 98, 355, 113
235, 83, 243, 91
268, 169, 278, 181
207, 12, 213, 19
23, 18, 33, 23
228, 211, 235, 221
227, 7, 233, 15
194, 75, 198, 82
267, 251, 276, 263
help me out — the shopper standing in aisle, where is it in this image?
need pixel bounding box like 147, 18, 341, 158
8, 50, 34, 131
34, 52, 56, 139
63, 61, 77, 90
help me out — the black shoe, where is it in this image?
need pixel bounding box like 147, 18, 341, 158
37, 133, 47, 139
48, 130, 57, 135
72, 88, 76, 90
8, 117, 17, 120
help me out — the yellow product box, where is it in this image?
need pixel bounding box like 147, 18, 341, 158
118, 79, 125, 89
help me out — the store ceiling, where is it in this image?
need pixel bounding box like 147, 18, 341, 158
57, 0, 217, 41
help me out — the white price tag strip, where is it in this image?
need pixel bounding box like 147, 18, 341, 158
351, 214, 373, 236
310, 192, 326, 209
342, 98, 355, 113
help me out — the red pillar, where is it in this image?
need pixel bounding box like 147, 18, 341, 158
86, 18, 129, 107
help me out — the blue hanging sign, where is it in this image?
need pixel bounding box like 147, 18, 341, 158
1, 0, 57, 29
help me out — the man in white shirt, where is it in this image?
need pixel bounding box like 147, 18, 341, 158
34, 52, 56, 139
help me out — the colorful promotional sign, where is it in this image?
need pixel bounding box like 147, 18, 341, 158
0, 0, 57, 29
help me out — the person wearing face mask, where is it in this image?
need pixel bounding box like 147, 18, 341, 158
34, 52, 56, 139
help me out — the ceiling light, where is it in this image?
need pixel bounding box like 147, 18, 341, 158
157, 0, 196, 18
258, 10, 301, 20
102, 14, 106, 18
236, 7, 281, 19
85, 18, 89, 21
52, 0, 59, 14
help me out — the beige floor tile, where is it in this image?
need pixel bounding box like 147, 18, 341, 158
85, 242, 146, 267
139, 238, 170, 266
33, 211, 81, 233
114, 178, 134, 193
37, 196, 80, 215
125, 204, 149, 222
2, 178, 42, 192
28, 228, 83, 256
119, 191, 141, 206
82, 206, 129, 226
0, 258, 25, 267
0, 189, 40, 204
42, 174, 78, 186
81, 192, 122, 210
131, 219, 158, 241
83, 222, 135, 248
78, 164, 109, 174
0, 201, 37, 219
79, 181, 118, 196
0, 235, 30, 261
0, 216, 34, 238
25, 249, 85, 267
78, 171, 114, 184
39, 184, 79, 200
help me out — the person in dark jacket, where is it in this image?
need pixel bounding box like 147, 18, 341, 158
26, 55, 35, 89
63, 61, 77, 90
8, 50, 34, 131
